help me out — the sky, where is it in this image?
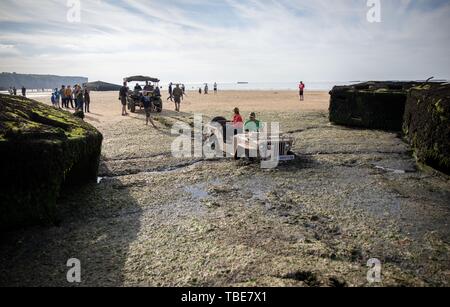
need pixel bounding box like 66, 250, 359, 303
0, 0, 449, 84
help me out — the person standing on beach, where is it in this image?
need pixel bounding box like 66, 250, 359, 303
21, 86, 26, 97
172, 84, 183, 112
13, 87, 17, 96
204, 84, 209, 95
299, 81, 305, 101
214, 82, 218, 94
51, 92, 57, 108
65, 85, 74, 108
119, 82, 129, 116
54, 88, 61, 108
83, 85, 90, 113
74, 84, 84, 111
60, 85, 66, 108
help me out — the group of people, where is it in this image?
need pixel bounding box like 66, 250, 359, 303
7, 86, 27, 97
198, 82, 218, 95
117, 80, 304, 128
51, 84, 90, 112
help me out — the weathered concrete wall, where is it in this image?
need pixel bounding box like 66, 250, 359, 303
0, 94, 103, 230
403, 83, 450, 175
329, 82, 419, 131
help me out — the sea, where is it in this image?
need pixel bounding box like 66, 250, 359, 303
3, 80, 445, 96
167, 81, 355, 91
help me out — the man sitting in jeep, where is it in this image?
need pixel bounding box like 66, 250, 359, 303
244, 112, 262, 132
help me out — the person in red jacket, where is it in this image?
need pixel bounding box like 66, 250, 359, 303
232, 107, 243, 130
299, 81, 305, 101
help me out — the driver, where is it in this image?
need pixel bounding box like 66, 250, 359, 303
134, 83, 142, 92
244, 112, 262, 132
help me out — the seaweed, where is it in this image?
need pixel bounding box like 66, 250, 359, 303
0, 94, 103, 230
328, 82, 417, 131
403, 84, 450, 175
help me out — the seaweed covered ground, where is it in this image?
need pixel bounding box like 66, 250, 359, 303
0, 91, 449, 287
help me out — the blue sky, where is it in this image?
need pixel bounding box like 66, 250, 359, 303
0, 0, 449, 84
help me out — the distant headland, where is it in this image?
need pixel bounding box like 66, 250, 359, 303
0, 72, 88, 90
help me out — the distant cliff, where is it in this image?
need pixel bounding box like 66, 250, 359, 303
0, 72, 88, 90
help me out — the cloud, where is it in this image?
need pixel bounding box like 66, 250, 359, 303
0, 0, 449, 83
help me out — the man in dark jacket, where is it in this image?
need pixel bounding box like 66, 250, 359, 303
119, 82, 129, 116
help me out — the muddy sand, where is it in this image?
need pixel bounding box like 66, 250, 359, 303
1, 90, 449, 287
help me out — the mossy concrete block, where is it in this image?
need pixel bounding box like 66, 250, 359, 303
0, 94, 103, 230
403, 84, 450, 175
329, 82, 419, 131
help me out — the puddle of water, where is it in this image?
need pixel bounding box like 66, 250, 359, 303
185, 184, 209, 201
374, 166, 406, 174
142, 160, 204, 176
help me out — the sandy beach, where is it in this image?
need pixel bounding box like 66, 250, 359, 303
1, 90, 449, 287
33, 90, 330, 121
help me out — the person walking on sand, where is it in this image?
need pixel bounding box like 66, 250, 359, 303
204, 83, 209, 95
214, 82, 217, 94
13, 86, 17, 96
21, 86, 26, 97
119, 82, 129, 116
83, 85, 90, 113
167, 82, 173, 101
140, 93, 157, 128
299, 81, 305, 101
173, 84, 183, 112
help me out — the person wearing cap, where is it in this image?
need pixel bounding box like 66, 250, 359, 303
244, 112, 262, 132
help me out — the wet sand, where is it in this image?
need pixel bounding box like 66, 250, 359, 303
1, 90, 449, 287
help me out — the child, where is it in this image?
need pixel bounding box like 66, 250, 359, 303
51, 92, 57, 108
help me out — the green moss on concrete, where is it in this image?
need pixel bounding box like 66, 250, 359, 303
329, 82, 416, 131
403, 84, 450, 175
0, 94, 103, 230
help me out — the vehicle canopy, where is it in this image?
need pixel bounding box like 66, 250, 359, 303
124, 76, 160, 83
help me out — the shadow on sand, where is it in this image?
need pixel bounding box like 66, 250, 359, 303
0, 165, 142, 287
